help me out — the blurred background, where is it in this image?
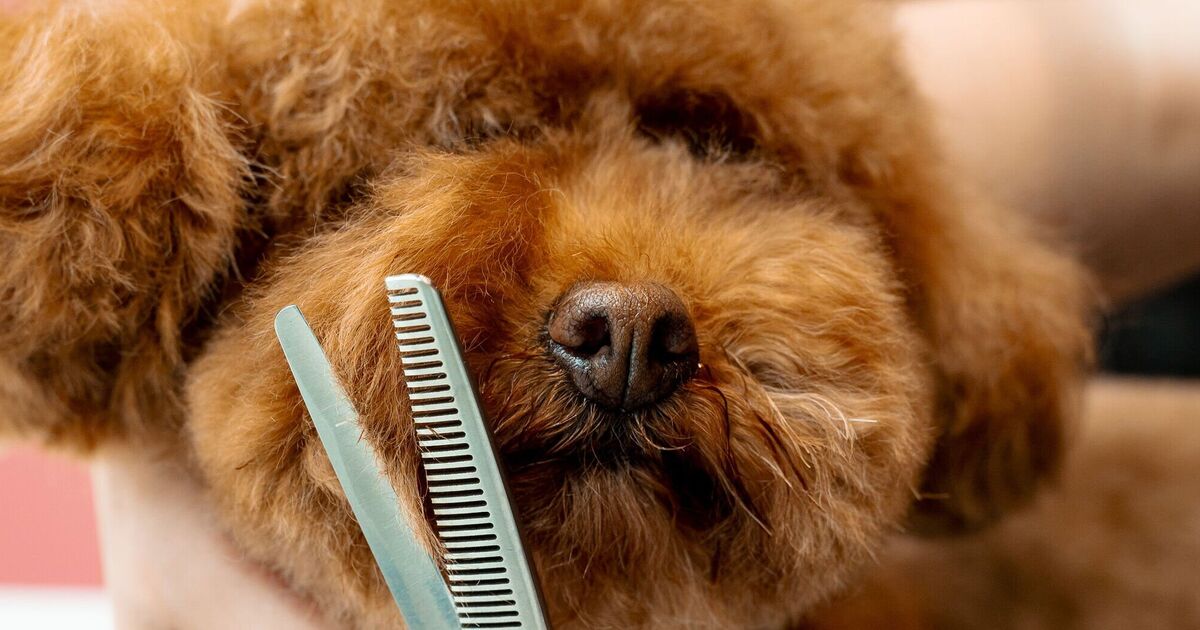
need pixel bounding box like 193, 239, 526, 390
0, 449, 110, 629
0, 0, 1197, 628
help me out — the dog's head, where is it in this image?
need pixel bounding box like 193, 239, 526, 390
188, 0, 1092, 626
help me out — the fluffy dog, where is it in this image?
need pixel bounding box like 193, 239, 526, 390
0, 0, 1091, 627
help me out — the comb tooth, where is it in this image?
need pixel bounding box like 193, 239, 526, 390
396, 337, 437, 350
432, 501, 489, 513
410, 395, 455, 407
421, 458, 476, 472
398, 347, 439, 360
430, 496, 487, 510
415, 427, 465, 436
421, 436, 469, 448
402, 359, 443, 370
408, 389, 452, 401
435, 515, 493, 528
449, 584, 514, 596
446, 574, 507, 584
394, 313, 431, 325
459, 613, 520, 623
445, 551, 503, 562
444, 555, 505, 566
416, 424, 463, 435
412, 408, 459, 421
418, 428, 466, 439
456, 597, 518, 607
422, 456, 472, 465
426, 476, 482, 487
403, 361, 445, 373
447, 569, 508, 581
429, 488, 484, 502
420, 453, 470, 466
445, 554, 504, 564
435, 519, 493, 531
442, 533, 502, 545
429, 497, 486, 509
404, 371, 447, 384
421, 444, 470, 457
449, 580, 511, 589
415, 414, 459, 423
408, 388, 453, 401
441, 535, 498, 548
434, 504, 489, 518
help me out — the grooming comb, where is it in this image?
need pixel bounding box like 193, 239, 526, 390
385, 274, 549, 630
273, 275, 549, 629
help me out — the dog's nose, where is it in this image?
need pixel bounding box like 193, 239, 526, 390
547, 281, 699, 410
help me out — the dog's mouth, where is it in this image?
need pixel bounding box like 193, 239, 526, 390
474, 336, 780, 538
497, 395, 699, 471
496, 402, 768, 535
515, 407, 683, 466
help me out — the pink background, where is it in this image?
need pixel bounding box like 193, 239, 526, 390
0, 448, 102, 586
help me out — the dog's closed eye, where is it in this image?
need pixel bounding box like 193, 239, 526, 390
635, 89, 759, 160
726, 350, 803, 392
744, 360, 795, 390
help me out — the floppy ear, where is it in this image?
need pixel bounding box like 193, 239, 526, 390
0, 4, 246, 450
884, 182, 1095, 534
754, 8, 1097, 530
751, 58, 1094, 531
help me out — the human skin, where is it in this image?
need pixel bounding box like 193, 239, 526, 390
78, 2, 1197, 627
92, 445, 332, 629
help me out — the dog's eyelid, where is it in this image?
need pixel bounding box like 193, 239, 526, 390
734, 356, 800, 391
633, 89, 759, 161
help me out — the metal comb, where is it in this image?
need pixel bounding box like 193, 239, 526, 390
386, 274, 549, 630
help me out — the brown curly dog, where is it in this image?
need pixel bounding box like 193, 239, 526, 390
1, 0, 1096, 627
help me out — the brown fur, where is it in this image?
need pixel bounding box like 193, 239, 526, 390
1, 0, 1093, 627
809, 378, 1200, 630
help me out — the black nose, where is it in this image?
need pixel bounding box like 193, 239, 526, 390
547, 281, 699, 411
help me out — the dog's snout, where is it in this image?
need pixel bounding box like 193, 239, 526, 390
547, 281, 699, 411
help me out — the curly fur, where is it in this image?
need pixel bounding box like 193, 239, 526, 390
809, 379, 1200, 630
1, 0, 1093, 627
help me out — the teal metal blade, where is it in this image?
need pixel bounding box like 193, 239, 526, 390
274, 305, 460, 630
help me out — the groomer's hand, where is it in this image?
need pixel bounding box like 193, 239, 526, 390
92, 446, 335, 629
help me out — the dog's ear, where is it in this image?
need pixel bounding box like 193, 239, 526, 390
888, 186, 1094, 534
0, 5, 246, 450
633, 89, 759, 160
763, 16, 1096, 529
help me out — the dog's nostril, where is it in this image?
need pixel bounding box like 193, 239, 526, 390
651, 313, 697, 359
550, 313, 610, 357
547, 281, 699, 411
